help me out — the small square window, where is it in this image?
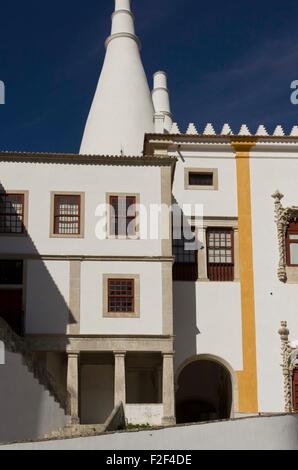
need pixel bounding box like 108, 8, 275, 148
185, 168, 218, 190
189, 172, 213, 187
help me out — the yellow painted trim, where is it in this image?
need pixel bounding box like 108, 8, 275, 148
231, 137, 258, 412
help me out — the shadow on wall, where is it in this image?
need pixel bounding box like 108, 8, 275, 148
172, 201, 200, 367
0, 181, 74, 442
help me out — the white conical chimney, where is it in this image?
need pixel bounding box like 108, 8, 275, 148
80, 0, 154, 156
152, 71, 173, 133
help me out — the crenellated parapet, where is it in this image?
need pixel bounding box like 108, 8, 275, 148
168, 122, 298, 137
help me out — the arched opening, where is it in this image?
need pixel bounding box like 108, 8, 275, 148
176, 356, 234, 424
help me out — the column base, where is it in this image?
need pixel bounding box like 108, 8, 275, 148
162, 416, 176, 426
70, 416, 80, 425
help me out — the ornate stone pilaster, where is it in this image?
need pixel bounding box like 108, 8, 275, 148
278, 321, 292, 412
272, 191, 298, 283
272, 191, 287, 283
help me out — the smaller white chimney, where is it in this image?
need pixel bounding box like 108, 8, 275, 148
152, 71, 173, 134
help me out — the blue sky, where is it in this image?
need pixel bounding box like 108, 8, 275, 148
0, 0, 298, 152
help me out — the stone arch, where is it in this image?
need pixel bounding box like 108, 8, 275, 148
175, 354, 238, 424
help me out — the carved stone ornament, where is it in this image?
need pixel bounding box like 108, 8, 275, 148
272, 191, 298, 283
278, 321, 298, 412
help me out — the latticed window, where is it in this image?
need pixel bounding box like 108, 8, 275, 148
286, 221, 298, 266
110, 195, 137, 237
207, 228, 234, 281
173, 225, 198, 281
0, 194, 24, 234
54, 195, 80, 235
108, 279, 134, 313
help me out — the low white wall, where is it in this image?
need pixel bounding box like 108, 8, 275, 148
0, 350, 68, 444
1, 414, 297, 450
125, 405, 163, 426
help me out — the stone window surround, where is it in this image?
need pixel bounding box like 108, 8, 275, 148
103, 274, 140, 318
0, 190, 29, 237
193, 217, 239, 282
184, 168, 219, 191
272, 190, 298, 283
106, 192, 140, 240
50, 191, 85, 239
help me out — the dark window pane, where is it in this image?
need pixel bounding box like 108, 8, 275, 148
207, 228, 234, 281
0, 260, 23, 285
189, 172, 213, 186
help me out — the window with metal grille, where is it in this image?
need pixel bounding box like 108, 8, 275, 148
110, 195, 137, 237
173, 226, 198, 281
0, 193, 24, 234
108, 279, 134, 313
54, 195, 80, 235
189, 172, 213, 187
207, 228, 234, 281
286, 221, 298, 266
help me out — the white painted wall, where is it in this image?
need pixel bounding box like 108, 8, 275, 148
26, 260, 70, 334
81, 365, 114, 424
125, 404, 163, 426
0, 349, 68, 444
173, 282, 243, 372
250, 150, 298, 412
2, 414, 297, 450
80, 261, 163, 335
0, 162, 162, 257
172, 150, 238, 218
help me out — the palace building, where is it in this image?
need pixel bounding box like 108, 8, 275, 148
1, 0, 298, 439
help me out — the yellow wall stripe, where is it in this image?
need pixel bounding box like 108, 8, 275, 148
231, 138, 258, 413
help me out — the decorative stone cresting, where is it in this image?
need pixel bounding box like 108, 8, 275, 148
272, 190, 298, 283
169, 123, 298, 137
0, 317, 69, 413
278, 321, 298, 412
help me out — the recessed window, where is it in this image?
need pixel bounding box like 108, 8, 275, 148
286, 221, 298, 266
53, 194, 82, 237
108, 279, 134, 314
103, 274, 140, 318
189, 172, 213, 187
0, 193, 25, 234
207, 228, 234, 281
173, 225, 198, 281
185, 168, 218, 190
0, 260, 24, 335
109, 195, 138, 238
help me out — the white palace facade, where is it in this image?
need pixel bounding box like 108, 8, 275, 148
1, 0, 298, 433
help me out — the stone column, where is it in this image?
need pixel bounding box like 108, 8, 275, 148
162, 352, 176, 425
114, 351, 126, 406
278, 321, 292, 412
67, 352, 80, 424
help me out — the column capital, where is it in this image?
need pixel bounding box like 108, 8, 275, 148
67, 351, 80, 358
114, 351, 126, 357
163, 352, 174, 358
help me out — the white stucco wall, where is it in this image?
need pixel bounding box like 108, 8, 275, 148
125, 404, 163, 426
26, 260, 70, 334
0, 162, 162, 257
2, 414, 297, 450
80, 261, 163, 335
172, 150, 237, 218
0, 349, 68, 444
173, 281, 242, 372
250, 150, 298, 412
